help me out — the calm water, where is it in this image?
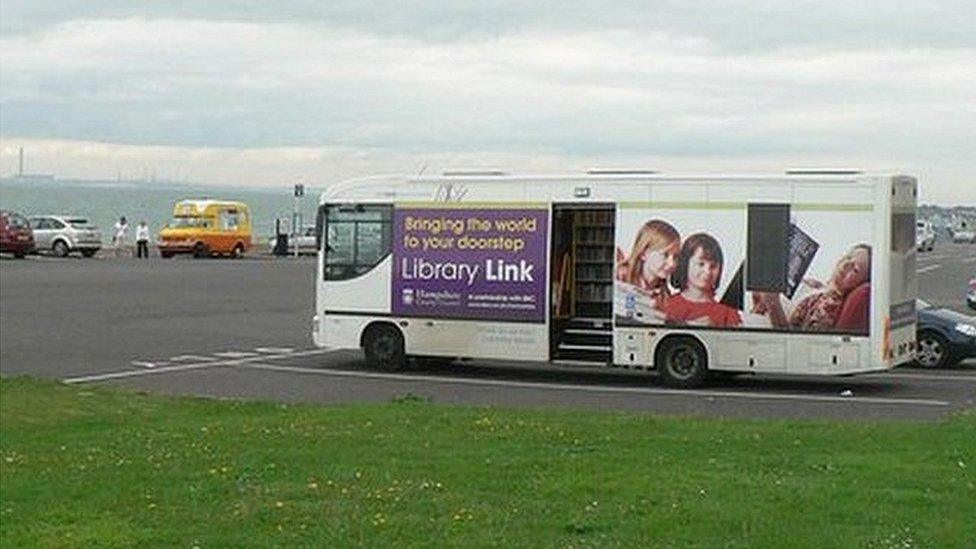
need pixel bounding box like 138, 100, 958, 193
0, 179, 319, 244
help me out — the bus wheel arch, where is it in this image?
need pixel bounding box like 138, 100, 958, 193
654, 334, 709, 388
361, 322, 407, 372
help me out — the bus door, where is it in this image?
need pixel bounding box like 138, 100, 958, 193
550, 203, 615, 363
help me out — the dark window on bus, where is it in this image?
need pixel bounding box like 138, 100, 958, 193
322, 204, 392, 280
747, 203, 790, 293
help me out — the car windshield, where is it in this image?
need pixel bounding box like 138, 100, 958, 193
916, 299, 931, 309
67, 218, 93, 228
171, 216, 212, 228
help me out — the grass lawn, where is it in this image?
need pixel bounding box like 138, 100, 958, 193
1, 376, 974, 548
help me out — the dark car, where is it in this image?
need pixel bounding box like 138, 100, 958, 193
968, 277, 975, 311
0, 210, 35, 258
915, 299, 976, 368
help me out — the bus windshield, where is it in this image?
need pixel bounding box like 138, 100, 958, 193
322, 204, 392, 280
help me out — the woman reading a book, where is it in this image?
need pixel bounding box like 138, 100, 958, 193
662, 232, 743, 327
754, 244, 871, 333
616, 219, 681, 319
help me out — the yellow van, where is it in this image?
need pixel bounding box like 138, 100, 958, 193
157, 199, 252, 258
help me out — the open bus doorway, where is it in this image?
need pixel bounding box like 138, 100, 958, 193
550, 204, 615, 363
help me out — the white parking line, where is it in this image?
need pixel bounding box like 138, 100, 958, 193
213, 351, 260, 359
131, 361, 164, 369
170, 354, 217, 362
917, 264, 941, 274
239, 363, 951, 407
63, 348, 335, 384
255, 347, 295, 354
65, 361, 230, 383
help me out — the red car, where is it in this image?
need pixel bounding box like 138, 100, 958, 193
0, 210, 35, 258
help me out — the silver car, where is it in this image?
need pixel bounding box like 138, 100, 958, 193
267, 225, 318, 255
29, 215, 103, 257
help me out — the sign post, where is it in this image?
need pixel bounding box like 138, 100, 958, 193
293, 184, 305, 258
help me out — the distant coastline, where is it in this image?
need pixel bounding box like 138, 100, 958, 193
0, 174, 289, 194
0, 177, 315, 244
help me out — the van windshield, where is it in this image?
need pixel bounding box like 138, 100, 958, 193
171, 216, 212, 228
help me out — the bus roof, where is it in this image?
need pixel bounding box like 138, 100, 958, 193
319, 171, 907, 203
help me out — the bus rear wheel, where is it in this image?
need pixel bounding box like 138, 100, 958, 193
363, 324, 406, 372
656, 337, 708, 388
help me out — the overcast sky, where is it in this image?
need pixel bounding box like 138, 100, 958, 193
1, 1, 974, 204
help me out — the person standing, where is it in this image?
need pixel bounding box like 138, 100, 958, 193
135, 220, 150, 258
113, 216, 129, 258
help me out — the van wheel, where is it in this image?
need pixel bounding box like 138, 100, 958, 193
160, 251, 173, 258
14, 252, 26, 259
192, 243, 208, 259
363, 325, 406, 372
52, 241, 70, 257
657, 337, 708, 388
231, 243, 245, 259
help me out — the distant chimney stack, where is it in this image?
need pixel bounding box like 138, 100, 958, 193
18, 147, 24, 177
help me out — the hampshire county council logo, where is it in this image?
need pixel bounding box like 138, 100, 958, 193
402, 288, 415, 305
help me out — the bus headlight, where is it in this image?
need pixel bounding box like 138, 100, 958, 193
955, 323, 976, 338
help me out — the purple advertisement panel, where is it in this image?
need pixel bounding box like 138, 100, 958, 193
392, 207, 548, 322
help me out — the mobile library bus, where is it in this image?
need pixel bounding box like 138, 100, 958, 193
312, 171, 917, 387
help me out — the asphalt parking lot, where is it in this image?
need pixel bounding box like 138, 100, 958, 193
1, 244, 974, 421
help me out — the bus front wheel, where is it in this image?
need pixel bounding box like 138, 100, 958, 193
363, 324, 406, 372
656, 337, 708, 388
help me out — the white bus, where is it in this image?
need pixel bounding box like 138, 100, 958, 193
312, 171, 917, 387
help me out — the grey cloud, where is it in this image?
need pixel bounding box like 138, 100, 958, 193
2, 1, 975, 51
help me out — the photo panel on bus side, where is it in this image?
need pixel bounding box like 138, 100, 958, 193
614, 204, 873, 336
614, 206, 746, 329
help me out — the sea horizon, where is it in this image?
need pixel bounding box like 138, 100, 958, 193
0, 177, 318, 245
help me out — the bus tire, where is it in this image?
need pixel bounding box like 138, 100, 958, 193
656, 336, 708, 388
363, 324, 406, 372
231, 243, 245, 259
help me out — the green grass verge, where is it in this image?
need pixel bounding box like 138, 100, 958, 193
1, 377, 974, 548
